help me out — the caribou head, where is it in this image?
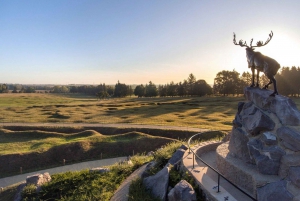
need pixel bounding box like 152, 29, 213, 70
233, 31, 280, 96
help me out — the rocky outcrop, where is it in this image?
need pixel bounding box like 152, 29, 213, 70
143, 166, 170, 201
14, 172, 51, 201
167, 148, 185, 169
257, 180, 293, 201
168, 180, 197, 201
89, 167, 110, 173
228, 128, 251, 162
217, 87, 300, 199
244, 87, 300, 126
26, 172, 51, 187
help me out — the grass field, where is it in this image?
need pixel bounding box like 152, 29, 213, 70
0, 93, 265, 131
1, 93, 300, 131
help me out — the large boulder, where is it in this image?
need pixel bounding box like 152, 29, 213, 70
143, 166, 170, 201
14, 172, 51, 201
277, 127, 300, 151
256, 155, 280, 175
244, 87, 300, 126
257, 180, 293, 201
26, 172, 51, 186
247, 139, 285, 175
13, 182, 26, 201
261, 131, 277, 145
228, 128, 251, 162
289, 166, 300, 188
242, 109, 275, 136
89, 167, 110, 174
168, 180, 197, 201
168, 148, 185, 167
141, 161, 157, 178
279, 154, 300, 178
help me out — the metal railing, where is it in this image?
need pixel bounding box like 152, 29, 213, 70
187, 132, 257, 201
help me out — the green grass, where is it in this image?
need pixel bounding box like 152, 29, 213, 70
20, 154, 154, 201
0, 93, 251, 131
0, 127, 180, 176
9, 142, 184, 201
1, 94, 300, 131
0, 125, 224, 178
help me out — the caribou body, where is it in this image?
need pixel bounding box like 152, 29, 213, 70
233, 31, 280, 96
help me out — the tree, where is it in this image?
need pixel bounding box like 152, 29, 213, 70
107, 86, 114, 96
12, 86, 18, 93
134, 85, 145, 97
0, 84, 8, 93
177, 80, 188, 97
166, 81, 177, 97
114, 81, 128, 97
194, 80, 212, 96
96, 91, 109, 100
145, 81, 158, 97
158, 85, 167, 97
240, 72, 252, 86
214, 70, 240, 96
52, 86, 69, 93
24, 87, 36, 93
187, 73, 196, 96
128, 86, 134, 97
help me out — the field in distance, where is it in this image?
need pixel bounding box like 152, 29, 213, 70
1, 93, 299, 131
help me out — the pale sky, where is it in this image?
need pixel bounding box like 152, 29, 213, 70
1, 1, 300, 85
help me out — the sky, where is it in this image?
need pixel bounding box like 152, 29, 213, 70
1, 1, 300, 85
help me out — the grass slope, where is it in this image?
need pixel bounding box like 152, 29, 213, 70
0, 141, 183, 201
0, 128, 178, 177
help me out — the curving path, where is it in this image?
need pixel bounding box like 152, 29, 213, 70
0, 157, 127, 188
182, 142, 254, 201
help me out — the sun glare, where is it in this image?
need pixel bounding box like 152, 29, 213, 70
262, 33, 300, 68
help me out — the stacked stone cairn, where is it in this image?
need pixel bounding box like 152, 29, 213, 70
216, 87, 300, 201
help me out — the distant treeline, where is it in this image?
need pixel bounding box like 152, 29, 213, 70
0, 66, 299, 97
213, 66, 300, 96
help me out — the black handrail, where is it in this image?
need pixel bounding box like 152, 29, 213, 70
187, 132, 257, 201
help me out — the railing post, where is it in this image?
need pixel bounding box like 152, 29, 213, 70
217, 173, 220, 193
192, 152, 195, 169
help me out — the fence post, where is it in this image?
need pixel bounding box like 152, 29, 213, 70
217, 174, 220, 193
192, 152, 195, 169
63, 159, 65, 166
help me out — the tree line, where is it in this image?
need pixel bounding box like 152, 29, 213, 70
213, 66, 300, 96
1, 67, 299, 97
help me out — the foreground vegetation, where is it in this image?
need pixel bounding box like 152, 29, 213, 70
0, 142, 183, 201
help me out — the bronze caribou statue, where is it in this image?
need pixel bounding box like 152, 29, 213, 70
233, 31, 280, 96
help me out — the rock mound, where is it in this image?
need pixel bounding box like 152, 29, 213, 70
217, 87, 300, 199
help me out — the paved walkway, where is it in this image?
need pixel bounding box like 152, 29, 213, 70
0, 122, 208, 132
0, 157, 127, 188
182, 141, 253, 201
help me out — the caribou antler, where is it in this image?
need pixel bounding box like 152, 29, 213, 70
251, 31, 273, 48
233, 33, 249, 47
